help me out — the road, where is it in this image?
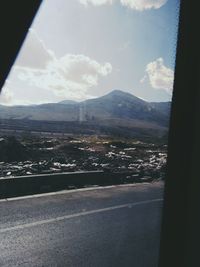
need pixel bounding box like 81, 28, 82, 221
0, 182, 164, 267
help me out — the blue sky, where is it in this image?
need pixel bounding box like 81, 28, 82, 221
0, 0, 180, 105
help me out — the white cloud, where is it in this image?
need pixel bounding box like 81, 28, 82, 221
120, 0, 167, 11
15, 53, 112, 100
15, 29, 56, 69
13, 29, 112, 100
0, 87, 14, 105
79, 0, 113, 6
141, 57, 174, 94
79, 0, 167, 10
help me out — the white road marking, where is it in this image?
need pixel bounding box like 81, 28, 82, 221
0, 198, 163, 234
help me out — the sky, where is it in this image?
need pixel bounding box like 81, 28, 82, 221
0, 0, 180, 106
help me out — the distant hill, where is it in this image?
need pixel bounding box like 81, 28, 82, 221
0, 90, 171, 140
82, 90, 170, 126
58, 100, 77, 105
150, 101, 171, 116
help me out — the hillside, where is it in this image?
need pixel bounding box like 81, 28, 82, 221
0, 90, 171, 140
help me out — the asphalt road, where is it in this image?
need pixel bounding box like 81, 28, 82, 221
0, 182, 164, 267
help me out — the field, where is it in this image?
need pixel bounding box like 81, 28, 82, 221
0, 134, 167, 182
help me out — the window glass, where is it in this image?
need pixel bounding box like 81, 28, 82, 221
0, 1, 180, 266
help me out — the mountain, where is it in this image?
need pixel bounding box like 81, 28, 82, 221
150, 101, 171, 116
82, 90, 170, 126
58, 100, 77, 105
0, 90, 171, 140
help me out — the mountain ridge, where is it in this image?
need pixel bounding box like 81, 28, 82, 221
0, 90, 171, 140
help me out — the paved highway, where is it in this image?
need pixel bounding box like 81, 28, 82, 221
0, 182, 164, 267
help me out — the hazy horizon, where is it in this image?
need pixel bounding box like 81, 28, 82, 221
0, 89, 173, 107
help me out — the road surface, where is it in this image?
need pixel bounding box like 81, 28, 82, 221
0, 182, 164, 267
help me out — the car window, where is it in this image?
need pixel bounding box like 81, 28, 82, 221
0, 1, 180, 266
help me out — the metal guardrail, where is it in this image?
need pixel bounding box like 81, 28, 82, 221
0, 171, 146, 199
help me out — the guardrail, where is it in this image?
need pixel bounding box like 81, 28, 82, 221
0, 171, 148, 199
